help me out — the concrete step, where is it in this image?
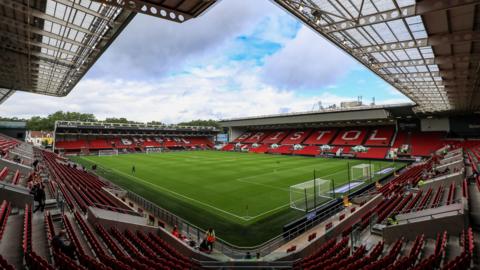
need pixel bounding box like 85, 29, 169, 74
444, 236, 462, 263
472, 231, 480, 267
0, 213, 24, 269
31, 211, 50, 263
421, 239, 436, 259
468, 183, 480, 229
68, 213, 96, 258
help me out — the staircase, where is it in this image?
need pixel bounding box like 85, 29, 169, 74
0, 210, 23, 269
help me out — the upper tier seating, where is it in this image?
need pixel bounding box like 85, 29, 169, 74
233, 132, 254, 143
303, 129, 338, 145
261, 130, 289, 144
364, 127, 394, 146
410, 132, 446, 156
331, 128, 368, 146
281, 130, 312, 145
243, 131, 271, 144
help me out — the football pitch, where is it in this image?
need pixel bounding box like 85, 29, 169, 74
72, 151, 406, 246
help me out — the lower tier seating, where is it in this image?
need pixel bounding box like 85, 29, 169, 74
355, 147, 389, 159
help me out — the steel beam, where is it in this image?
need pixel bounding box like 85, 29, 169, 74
91, 0, 193, 23
354, 31, 480, 54
1, 0, 102, 37
415, 0, 480, 14
0, 15, 98, 50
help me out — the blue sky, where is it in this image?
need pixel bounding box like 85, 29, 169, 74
1, 0, 409, 123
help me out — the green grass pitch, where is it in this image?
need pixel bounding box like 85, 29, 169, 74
72, 151, 406, 246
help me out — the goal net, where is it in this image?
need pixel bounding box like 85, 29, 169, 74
290, 179, 333, 212
146, 147, 163, 154
98, 149, 118, 156
351, 164, 375, 181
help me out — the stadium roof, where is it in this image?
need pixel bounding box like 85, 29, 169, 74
0, 0, 217, 103
1, 0, 479, 115
273, 0, 480, 113
219, 103, 412, 128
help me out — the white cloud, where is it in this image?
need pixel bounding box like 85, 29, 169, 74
1, 63, 409, 123
89, 0, 287, 79
0, 1, 411, 122
262, 26, 356, 89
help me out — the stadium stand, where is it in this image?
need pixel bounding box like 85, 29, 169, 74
0, 119, 478, 269
331, 128, 368, 146
232, 132, 253, 143
249, 144, 270, 153
280, 130, 312, 145
261, 130, 289, 144
268, 145, 293, 155
243, 131, 270, 144
355, 147, 390, 159
303, 129, 338, 145
53, 121, 217, 154
409, 132, 446, 157
292, 145, 320, 156
1, 0, 480, 267
364, 127, 395, 146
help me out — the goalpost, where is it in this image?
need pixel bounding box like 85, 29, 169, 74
290, 179, 333, 212
351, 163, 375, 181
98, 149, 118, 156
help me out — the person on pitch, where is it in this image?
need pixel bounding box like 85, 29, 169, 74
131, 165, 136, 174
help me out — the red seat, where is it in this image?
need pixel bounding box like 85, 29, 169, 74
331, 128, 368, 146
303, 129, 338, 145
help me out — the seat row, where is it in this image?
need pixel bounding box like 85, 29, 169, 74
295, 227, 473, 270
234, 127, 395, 146
43, 151, 130, 214
0, 200, 11, 241
22, 204, 54, 270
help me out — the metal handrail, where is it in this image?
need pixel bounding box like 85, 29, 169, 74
91, 202, 143, 217
386, 198, 464, 220
83, 161, 400, 258
126, 189, 347, 258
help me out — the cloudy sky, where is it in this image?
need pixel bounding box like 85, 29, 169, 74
1, 0, 410, 123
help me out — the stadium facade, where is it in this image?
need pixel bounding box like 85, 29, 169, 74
53, 120, 219, 154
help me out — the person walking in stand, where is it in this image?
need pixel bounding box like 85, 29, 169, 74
205, 228, 216, 252
33, 184, 46, 213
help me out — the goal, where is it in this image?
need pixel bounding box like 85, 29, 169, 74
98, 149, 118, 156
146, 147, 163, 154
290, 179, 333, 212
351, 163, 375, 181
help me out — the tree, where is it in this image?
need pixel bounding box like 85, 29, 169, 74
26, 111, 97, 131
